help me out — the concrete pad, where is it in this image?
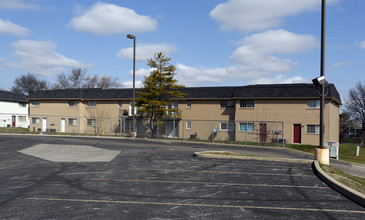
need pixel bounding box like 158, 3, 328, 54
18, 144, 121, 162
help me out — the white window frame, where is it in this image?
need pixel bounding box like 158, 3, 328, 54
68, 118, 78, 126
239, 123, 254, 132
186, 121, 191, 130
307, 125, 320, 134
220, 122, 234, 131
32, 117, 40, 124
307, 100, 320, 109
186, 101, 191, 109
32, 101, 40, 106
129, 102, 138, 116
87, 119, 97, 126
87, 101, 96, 107
220, 100, 234, 109
240, 100, 254, 108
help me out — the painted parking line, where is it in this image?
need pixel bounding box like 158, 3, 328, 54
89, 178, 329, 189
25, 197, 365, 214
128, 168, 313, 177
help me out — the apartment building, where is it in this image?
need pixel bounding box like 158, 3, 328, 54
28, 83, 341, 145
0, 90, 29, 128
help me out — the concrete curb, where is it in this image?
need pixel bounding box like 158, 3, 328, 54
194, 151, 312, 164
312, 160, 365, 208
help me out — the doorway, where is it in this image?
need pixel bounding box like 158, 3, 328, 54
12, 116, 16, 127
61, 118, 66, 132
259, 123, 267, 143
42, 118, 47, 132
293, 124, 301, 144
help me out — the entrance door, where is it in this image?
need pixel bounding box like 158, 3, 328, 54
12, 116, 16, 127
42, 118, 47, 132
61, 118, 66, 132
259, 123, 267, 143
166, 120, 178, 138
293, 124, 301, 144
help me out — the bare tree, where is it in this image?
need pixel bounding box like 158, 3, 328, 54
53, 67, 120, 89
83, 75, 120, 89
11, 73, 48, 95
53, 67, 87, 89
86, 105, 110, 136
344, 81, 365, 145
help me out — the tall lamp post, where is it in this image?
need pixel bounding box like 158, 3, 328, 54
312, 0, 330, 165
127, 34, 136, 136
319, 0, 326, 149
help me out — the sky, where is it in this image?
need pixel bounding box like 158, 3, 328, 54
0, 0, 364, 103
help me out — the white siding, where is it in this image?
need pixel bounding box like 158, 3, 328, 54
0, 100, 29, 128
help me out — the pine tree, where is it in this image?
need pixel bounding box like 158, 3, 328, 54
136, 52, 186, 136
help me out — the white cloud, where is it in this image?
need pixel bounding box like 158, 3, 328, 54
69, 2, 158, 35
330, 61, 352, 68
210, 0, 338, 33
175, 64, 271, 87
360, 41, 365, 49
231, 29, 318, 73
0, 19, 31, 36
248, 74, 308, 85
117, 43, 177, 61
128, 68, 154, 77
0, 0, 41, 10
2, 40, 91, 77
120, 80, 143, 88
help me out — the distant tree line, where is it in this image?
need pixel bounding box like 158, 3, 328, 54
11, 67, 121, 95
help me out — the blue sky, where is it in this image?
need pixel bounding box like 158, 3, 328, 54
0, 0, 364, 102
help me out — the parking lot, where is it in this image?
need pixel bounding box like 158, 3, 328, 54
0, 135, 365, 219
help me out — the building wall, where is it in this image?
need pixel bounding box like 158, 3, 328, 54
29, 97, 340, 145
0, 100, 29, 128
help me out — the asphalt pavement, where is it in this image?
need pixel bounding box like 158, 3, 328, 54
0, 134, 364, 219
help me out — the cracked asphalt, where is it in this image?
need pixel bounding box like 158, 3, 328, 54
0, 135, 364, 219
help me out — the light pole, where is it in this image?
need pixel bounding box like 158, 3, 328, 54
319, 0, 326, 149
127, 34, 136, 136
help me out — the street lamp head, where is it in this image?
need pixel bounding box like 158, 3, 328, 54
127, 34, 135, 39
312, 76, 328, 86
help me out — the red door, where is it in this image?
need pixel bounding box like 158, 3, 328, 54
293, 124, 301, 143
259, 123, 267, 143
12, 116, 16, 127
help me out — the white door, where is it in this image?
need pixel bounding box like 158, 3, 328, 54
42, 118, 47, 132
61, 118, 66, 132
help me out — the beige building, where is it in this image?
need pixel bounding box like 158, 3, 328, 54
28, 83, 341, 145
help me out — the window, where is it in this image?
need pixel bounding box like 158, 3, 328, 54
220, 122, 234, 131
68, 118, 77, 126
32, 117, 40, 124
19, 102, 27, 107
186, 121, 191, 130
239, 123, 254, 132
307, 100, 320, 109
220, 100, 234, 108
19, 116, 26, 122
118, 101, 123, 108
167, 102, 178, 116
87, 101, 96, 107
129, 102, 138, 116
240, 100, 254, 108
186, 101, 191, 109
32, 101, 40, 106
68, 101, 78, 107
87, 119, 96, 126
307, 125, 320, 134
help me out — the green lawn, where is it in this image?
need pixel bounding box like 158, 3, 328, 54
0, 127, 31, 134
286, 143, 365, 165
